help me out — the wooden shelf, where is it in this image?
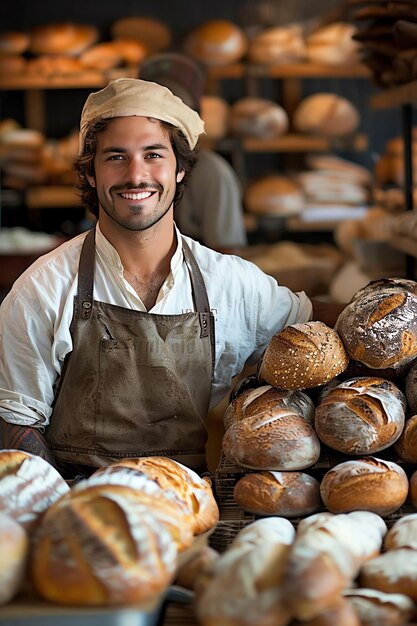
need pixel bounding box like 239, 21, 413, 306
206, 62, 370, 80
26, 186, 80, 209
390, 235, 417, 258
370, 80, 417, 109
0, 67, 139, 91
203, 133, 368, 153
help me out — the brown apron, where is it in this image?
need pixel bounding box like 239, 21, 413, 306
46, 229, 215, 476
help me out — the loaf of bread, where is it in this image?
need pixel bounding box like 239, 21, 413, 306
360, 548, 417, 602
410, 470, 417, 508
258, 321, 349, 390
336, 282, 417, 370
0, 513, 29, 605
305, 22, 360, 65
224, 384, 315, 431
395, 414, 417, 462
247, 24, 306, 64
405, 360, 417, 412
31, 488, 178, 606
175, 545, 220, 590
230, 97, 289, 138
222, 406, 321, 470
229, 517, 296, 550
344, 588, 415, 626
291, 597, 361, 626
320, 458, 409, 516
244, 175, 305, 217
94, 456, 219, 535
314, 376, 406, 455
0, 449, 69, 532
384, 513, 417, 551
184, 19, 248, 66
0, 30, 30, 54
28, 23, 99, 56
110, 16, 171, 54
234, 471, 322, 517
293, 93, 360, 138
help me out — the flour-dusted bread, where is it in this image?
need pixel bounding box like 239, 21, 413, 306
96, 457, 219, 535
28, 22, 99, 56
293, 93, 360, 137
344, 588, 415, 626
360, 549, 417, 602
224, 384, 315, 431
320, 458, 409, 516
234, 471, 322, 517
222, 406, 321, 470
175, 546, 220, 590
247, 24, 306, 64
292, 597, 361, 626
395, 414, 417, 462
0, 449, 69, 532
0, 513, 29, 605
184, 19, 248, 66
258, 321, 349, 390
314, 377, 406, 455
230, 97, 289, 138
244, 174, 305, 217
229, 516, 296, 551
31, 488, 178, 606
384, 513, 417, 551
336, 281, 417, 370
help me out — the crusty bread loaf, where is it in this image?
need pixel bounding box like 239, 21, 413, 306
79, 42, 122, 70
28, 23, 98, 56
384, 513, 417, 551
0, 513, 29, 605
110, 16, 171, 53
344, 588, 415, 626
0, 30, 30, 54
351, 278, 417, 301
234, 471, 322, 517
293, 93, 360, 138
314, 376, 406, 455
410, 470, 417, 508
360, 548, 417, 602
94, 457, 219, 535
395, 414, 417, 462
184, 19, 248, 66
305, 22, 360, 65
224, 384, 315, 431
31, 488, 178, 606
230, 517, 296, 550
247, 24, 306, 64
0, 449, 69, 532
320, 458, 409, 516
230, 97, 289, 138
222, 406, 321, 470
244, 175, 305, 217
336, 283, 417, 370
292, 597, 361, 626
175, 546, 220, 590
258, 321, 349, 390
405, 360, 417, 412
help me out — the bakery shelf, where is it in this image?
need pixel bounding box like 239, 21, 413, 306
390, 235, 417, 258
26, 186, 80, 209
206, 62, 370, 81
0, 67, 139, 91
203, 132, 368, 153
370, 80, 417, 110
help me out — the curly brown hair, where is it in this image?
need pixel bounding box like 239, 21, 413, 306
73, 117, 199, 218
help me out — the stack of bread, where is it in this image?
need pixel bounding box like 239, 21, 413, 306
0, 450, 219, 607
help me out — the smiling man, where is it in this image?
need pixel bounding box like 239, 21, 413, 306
0, 78, 336, 478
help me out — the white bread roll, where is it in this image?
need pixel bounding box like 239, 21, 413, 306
200, 95, 230, 140
344, 588, 415, 626
314, 377, 406, 455
94, 456, 219, 535
224, 384, 315, 431
306, 22, 360, 65
320, 458, 409, 516
31, 488, 178, 606
244, 174, 305, 217
28, 23, 98, 56
360, 549, 417, 602
259, 321, 349, 390
222, 406, 321, 470
230, 97, 289, 138
395, 414, 417, 462
184, 19, 248, 66
0, 513, 29, 605
384, 513, 417, 551
336, 283, 417, 370
293, 93, 360, 138
247, 24, 306, 64
234, 471, 322, 517
0, 449, 69, 532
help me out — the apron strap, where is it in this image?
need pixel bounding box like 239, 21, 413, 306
77, 228, 96, 319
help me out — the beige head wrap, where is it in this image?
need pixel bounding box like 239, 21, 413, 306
79, 77, 205, 153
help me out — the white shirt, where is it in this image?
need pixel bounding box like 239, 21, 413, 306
0, 224, 312, 428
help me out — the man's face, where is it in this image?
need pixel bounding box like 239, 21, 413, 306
88, 116, 185, 232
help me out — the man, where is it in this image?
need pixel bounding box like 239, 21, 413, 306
140, 51, 248, 253
0, 78, 340, 477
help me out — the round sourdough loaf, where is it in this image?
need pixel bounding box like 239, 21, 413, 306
293, 93, 360, 137
230, 97, 289, 138
0, 513, 29, 605
244, 175, 305, 217
233, 471, 322, 517
222, 407, 321, 470
314, 376, 406, 455
28, 23, 98, 56
336, 282, 417, 370
395, 414, 417, 462
94, 456, 219, 535
0, 449, 69, 532
258, 321, 349, 390
224, 384, 315, 431
31, 488, 178, 606
384, 513, 417, 551
184, 19, 247, 66
360, 548, 417, 601
344, 588, 415, 626
247, 25, 306, 64
320, 458, 409, 516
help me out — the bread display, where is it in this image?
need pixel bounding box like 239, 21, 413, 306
234, 471, 322, 517
224, 384, 315, 431
258, 320, 349, 390
247, 24, 306, 64
222, 405, 321, 470
293, 93, 360, 137
320, 458, 409, 516
184, 19, 248, 66
336, 280, 417, 371
31, 487, 178, 606
314, 377, 406, 455
93, 456, 219, 534
0, 513, 29, 605
0, 449, 69, 532
244, 175, 305, 217
229, 97, 289, 138
343, 588, 415, 626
